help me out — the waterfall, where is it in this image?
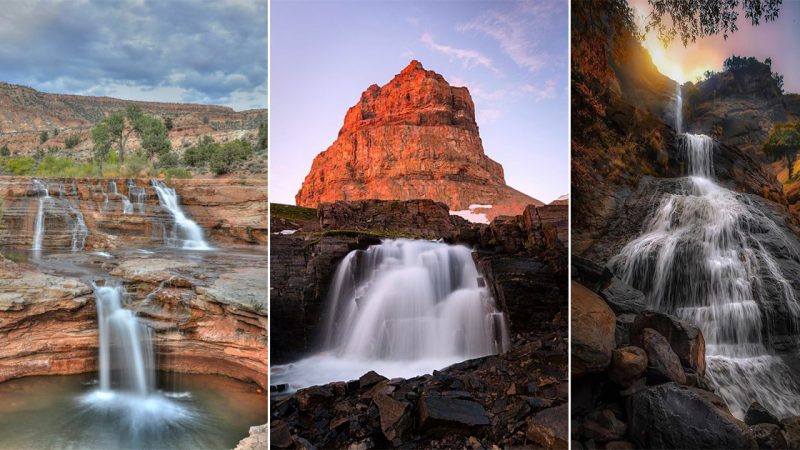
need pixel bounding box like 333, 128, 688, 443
127, 181, 146, 214
273, 239, 509, 390
31, 179, 50, 253
610, 109, 800, 417
69, 203, 88, 251
151, 180, 212, 250
94, 284, 155, 395
109, 180, 133, 214
675, 81, 683, 134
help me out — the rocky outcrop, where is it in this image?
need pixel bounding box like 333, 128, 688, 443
0, 81, 267, 158
296, 60, 541, 220
0, 250, 268, 389
0, 176, 267, 248
270, 199, 567, 363
0, 256, 97, 382
272, 331, 567, 449
234, 424, 268, 450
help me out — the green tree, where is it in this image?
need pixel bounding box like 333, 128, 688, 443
646, 0, 781, 47
64, 135, 81, 149
164, 116, 174, 131
0, 145, 9, 158
138, 115, 171, 157
53, 128, 59, 136
764, 121, 800, 179
39, 131, 49, 144
91, 122, 113, 169
257, 121, 268, 150
158, 151, 179, 169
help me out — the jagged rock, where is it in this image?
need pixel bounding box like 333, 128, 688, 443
639, 328, 686, 384
572, 281, 616, 378
744, 402, 782, 428
581, 409, 626, 442
749, 423, 788, 449
608, 346, 647, 387
627, 383, 755, 449
418, 393, 490, 430
525, 404, 568, 449
373, 393, 411, 442
631, 311, 706, 378
360, 371, 388, 389
599, 276, 646, 314
296, 60, 540, 219
604, 441, 635, 450
270, 420, 293, 449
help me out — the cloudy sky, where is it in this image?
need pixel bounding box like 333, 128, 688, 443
0, 0, 268, 111
271, 0, 568, 205
630, 0, 800, 91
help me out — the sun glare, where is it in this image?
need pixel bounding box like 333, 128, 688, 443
641, 33, 714, 83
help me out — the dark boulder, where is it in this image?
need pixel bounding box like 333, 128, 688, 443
359, 370, 387, 389
782, 416, 800, 449
418, 393, 490, 432
600, 276, 647, 314
627, 383, 756, 449
744, 402, 782, 428
749, 423, 788, 449
373, 393, 412, 443
581, 409, 627, 442
631, 311, 706, 378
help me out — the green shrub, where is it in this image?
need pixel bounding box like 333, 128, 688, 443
164, 167, 192, 180
36, 155, 75, 177
6, 157, 36, 175
158, 151, 180, 169
64, 135, 82, 149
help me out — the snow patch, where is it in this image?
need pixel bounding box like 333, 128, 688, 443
450, 209, 489, 224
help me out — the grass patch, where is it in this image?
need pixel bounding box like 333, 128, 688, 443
270, 203, 317, 222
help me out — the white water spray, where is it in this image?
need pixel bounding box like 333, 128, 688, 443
31, 180, 50, 253
273, 239, 509, 390
151, 180, 212, 250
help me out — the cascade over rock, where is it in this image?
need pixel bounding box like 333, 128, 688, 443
296, 60, 541, 220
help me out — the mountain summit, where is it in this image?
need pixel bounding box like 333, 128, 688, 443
295, 60, 541, 220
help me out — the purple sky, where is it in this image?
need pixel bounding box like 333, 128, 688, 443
270, 0, 569, 205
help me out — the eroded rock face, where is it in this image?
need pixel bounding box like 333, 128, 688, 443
0, 176, 266, 248
0, 256, 97, 382
296, 60, 541, 220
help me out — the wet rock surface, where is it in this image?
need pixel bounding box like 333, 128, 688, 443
272, 331, 567, 449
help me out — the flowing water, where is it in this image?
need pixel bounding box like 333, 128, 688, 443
151, 180, 213, 250
609, 82, 800, 418
0, 373, 266, 449
272, 239, 509, 391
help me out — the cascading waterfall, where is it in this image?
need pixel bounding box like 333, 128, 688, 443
273, 239, 509, 390
31, 179, 50, 253
610, 81, 800, 418
69, 203, 88, 251
94, 284, 155, 395
109, 180, 134, 214
81, 284, 192, 430
127, 181, 147, 214
151, 180, 212, 250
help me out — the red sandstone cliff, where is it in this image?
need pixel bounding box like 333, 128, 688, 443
295, 60, 542, 220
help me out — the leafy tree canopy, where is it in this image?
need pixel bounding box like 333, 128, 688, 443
764, 121, 800, 179
646, 0, 781, 47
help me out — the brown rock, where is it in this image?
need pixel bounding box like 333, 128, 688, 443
581, 409, 626, 442
373, 393, 411, 442
296, 60, 541, 220
608, 346, 648, 387
640, 328, 686, 384
630, 311, 706, 378
782, 416, 800, 449
526, 404, 568, 449
572, 281, 616, 378
750, 423, 788, 449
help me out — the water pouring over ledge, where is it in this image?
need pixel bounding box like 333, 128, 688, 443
272, 239, 510, 391
79, 284, 195, 431
151, 180, 213, 251
609, 81, 800, 418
